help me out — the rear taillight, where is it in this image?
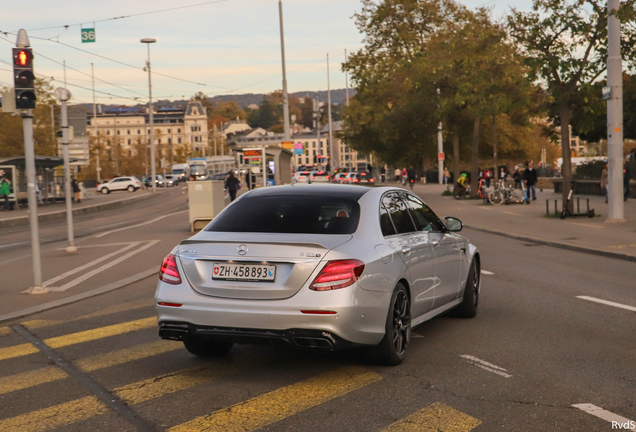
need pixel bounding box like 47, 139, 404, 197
311, 176, 315, 179
354, 179, 359, 182
159, 254, 182, 285
370, 179, 375, 182
309, 260, 365, 291
326, 175, 330, 179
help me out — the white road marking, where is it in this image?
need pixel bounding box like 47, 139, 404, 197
566, 222, 604, 229
481, 270, 494, 275
460, 355, 512, 378
572, 404, 636, 431
576, 296, 636, 313
96, 209, 188, 238
43, 242, 140, 287
39, 240, 160, 293
411, 332, 424, 339
503, 211, 522, 216
0, 241, 29, 249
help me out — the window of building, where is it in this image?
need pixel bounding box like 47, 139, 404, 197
117, 130, 120, 135
178, 128, 181, 133
127, 130, 130, 135
107, 131, 110, 135
137, 129, 141, 134
178, 138, 182, 144
168, 138, 172, 144
168, 129, 171, 134
127, 139, 131, 145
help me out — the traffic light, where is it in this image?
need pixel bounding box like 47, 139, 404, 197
12, 48, 36, 109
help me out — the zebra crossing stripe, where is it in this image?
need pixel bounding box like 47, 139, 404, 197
381, 402, 482, 432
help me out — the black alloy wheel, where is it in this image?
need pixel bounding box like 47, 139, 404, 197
367, 283, 411, 365
392, 289, 410, 358
451, 258, 480, 318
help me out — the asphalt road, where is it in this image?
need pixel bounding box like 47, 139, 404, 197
0, 186, 634, 431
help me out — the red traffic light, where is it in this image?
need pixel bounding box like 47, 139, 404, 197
13, 49, 33, 68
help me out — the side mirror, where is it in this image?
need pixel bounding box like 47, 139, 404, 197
445, 217, 463, 232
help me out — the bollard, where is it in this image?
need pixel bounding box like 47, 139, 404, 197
577, 197, 580, 213
554, 200, 558, 216
587, 198, 590, 212
546, 199, 549, 216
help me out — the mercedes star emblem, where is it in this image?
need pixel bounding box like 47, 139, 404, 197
238, 245, 248, 256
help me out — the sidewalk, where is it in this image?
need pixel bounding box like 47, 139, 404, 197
402, 182, 636, 261
0, 188, 158, 228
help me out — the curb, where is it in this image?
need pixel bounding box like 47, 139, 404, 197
0, 192, 156, 229
464, 224, 636, 263
0, 267, 158, 324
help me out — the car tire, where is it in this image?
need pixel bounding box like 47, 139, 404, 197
127, 186, 135, 192
450, 258, 480, 318
183, 338, 233, 357
100, 188, 109, 194
366, 283, 410, 366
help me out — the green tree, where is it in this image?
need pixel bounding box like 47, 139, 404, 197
508, 0, 636, 210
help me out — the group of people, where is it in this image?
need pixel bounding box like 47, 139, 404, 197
600, 157, 634, 203
451, 162, 539, 202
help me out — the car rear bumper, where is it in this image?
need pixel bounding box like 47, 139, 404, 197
155, 279, 391, 347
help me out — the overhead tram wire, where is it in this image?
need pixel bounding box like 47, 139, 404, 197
17, 0, 233, 33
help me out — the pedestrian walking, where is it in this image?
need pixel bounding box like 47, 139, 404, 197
395, 168, 401, 183
380, 166, 386, 183
443, 167, 450, 185
624, 158, 632, 201
483, 168, 493, 188
601, 163, 609, 203
401, 168, 408, 186
71, 178, 81, 203
523, 162, 538, 202
513, 166, 522, 189
0, 177, 11, 211
499, 168, 506, 183
224, 170, 241, 202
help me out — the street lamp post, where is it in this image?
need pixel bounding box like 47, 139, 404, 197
55, 87, 76, 253
141, 38, 157, 193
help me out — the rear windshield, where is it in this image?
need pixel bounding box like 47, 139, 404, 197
207, 196, 360, 234
298, 172, 309, 176
172, 169, 184, 174
313, 172, 327, 177
356, 173, 369, 179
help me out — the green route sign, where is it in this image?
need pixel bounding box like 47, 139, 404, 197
81, 28, 96, 43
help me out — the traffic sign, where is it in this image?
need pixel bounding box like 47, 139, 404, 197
294, 142, 303, 150
81, 28, 96, 43
281, 141, 294, 150
438, 152, 445, 162
244, 149, 262, 157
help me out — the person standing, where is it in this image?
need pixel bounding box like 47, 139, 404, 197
513, 166, 522, 189
499, 168, 507, 184
443, 167, 450, 185
484, 168, 492, 188
601, 163, 609, 203
401, 167, 408, 186
71, 178, 81, 203
224, 170, 241, 202
0, 178, 11, 211
523, 162, 538, 202
380, 166, 386, 183
394, 168, 401, 183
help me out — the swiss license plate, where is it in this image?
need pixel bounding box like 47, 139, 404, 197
212, 263, 276, 282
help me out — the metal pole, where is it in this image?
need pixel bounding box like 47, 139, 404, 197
23, 110, 44, 293
327, 54, 336, 172
279, 0, 291, 143
606, 0, 625, 222
315, 97, 321, 167
147, 44, 156, 193
438, 121, 444, 184
91, 63, 100, 183
262, 145, 267, 188
113, 113, 118, 176
60, 99, 76, 253
345, 49, 349, 106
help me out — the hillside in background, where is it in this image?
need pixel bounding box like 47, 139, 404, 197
80, 88, 355, 113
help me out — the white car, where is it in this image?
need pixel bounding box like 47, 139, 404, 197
342, 172, 357, 184
309, 170, 331, 183
334, 173, 348, 184
97, 177, 142, 194
292, 171, 311, 183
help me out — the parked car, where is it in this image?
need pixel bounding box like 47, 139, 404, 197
353, 172, 375, 184
342, 172, 357, 183
309, 170, 330, 183
292, 171, 311, 183
145, 175, 164, 188
97, 177, 142, 194
156, 184, 480, 365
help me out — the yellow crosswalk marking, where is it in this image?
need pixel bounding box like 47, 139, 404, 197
0, 367, 67, 395
22, 299, 155, 330
0, 395, 108, 432
0, 327, 11, 337
382, 402, 482, 432
0, 340, 180, 395
0, 362, 239, 432
170, 365, 382, 432
0, 317, 156, 362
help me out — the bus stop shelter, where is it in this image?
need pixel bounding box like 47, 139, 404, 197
0, 156, 72, 207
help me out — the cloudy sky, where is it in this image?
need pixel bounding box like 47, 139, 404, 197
0, 0, 532, 105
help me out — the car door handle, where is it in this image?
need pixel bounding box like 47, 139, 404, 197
431, 240, 440, 246
401, 247, 412, 254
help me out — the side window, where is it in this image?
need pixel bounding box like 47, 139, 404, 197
404, 194, 444, 232
379, 203, 397, 236
382, 193, 416, 234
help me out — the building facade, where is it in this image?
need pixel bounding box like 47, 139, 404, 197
87, 101, 208, 155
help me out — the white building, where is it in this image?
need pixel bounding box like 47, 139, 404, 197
87, 101, 208, 155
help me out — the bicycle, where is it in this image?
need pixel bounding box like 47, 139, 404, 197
452, 184, 470, 199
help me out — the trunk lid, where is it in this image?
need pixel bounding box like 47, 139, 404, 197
178, 232, 352, 300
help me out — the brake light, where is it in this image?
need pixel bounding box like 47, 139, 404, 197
311, 176, 315, 179
354, 179, 359, 182
370, 178, 375, 182
309, 259, 365, 291
326, 175, 330, 179
159, 254, 182, 285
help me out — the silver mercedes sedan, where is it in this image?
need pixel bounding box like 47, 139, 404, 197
156, 184, 480, 365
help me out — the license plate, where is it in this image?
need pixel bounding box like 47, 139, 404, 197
212, 263, 276, 282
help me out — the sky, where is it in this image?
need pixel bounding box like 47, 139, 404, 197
0, 0, 534, 106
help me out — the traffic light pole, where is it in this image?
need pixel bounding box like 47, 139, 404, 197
22, 110, 44, 293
